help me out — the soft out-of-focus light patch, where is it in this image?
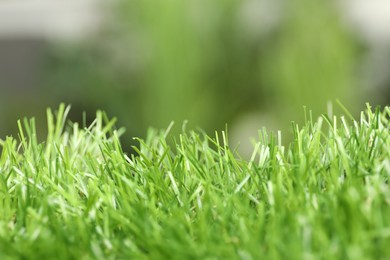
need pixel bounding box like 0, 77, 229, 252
230, 111, 281, 159
0, 0, 103, 41
341, 0, 390, 46
188, 1, 223, 37
340, 0, 390, 104
237, 0, 281, 39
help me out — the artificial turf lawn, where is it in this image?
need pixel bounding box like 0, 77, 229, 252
0, 104, 389, 259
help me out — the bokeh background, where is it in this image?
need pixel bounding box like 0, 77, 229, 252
1, 0, 389, 155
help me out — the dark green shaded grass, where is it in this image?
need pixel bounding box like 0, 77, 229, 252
0, 104, 389, 259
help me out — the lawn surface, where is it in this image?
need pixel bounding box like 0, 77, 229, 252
0, 104, 389, 259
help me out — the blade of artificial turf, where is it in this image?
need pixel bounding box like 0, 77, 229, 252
0, 103, 389, 259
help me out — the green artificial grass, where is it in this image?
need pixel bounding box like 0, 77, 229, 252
0, 103, 389, 259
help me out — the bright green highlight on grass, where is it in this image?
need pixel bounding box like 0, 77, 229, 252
0, 104, 389, 259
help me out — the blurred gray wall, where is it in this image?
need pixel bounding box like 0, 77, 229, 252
0, 0, 103, 138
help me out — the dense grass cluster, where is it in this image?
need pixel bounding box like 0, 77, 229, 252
0, 104, 389, 259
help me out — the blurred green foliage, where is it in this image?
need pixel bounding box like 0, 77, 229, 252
263, 0, 359, 114
1, 0, 362, 148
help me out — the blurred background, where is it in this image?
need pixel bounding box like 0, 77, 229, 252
0, 0, 389, 155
